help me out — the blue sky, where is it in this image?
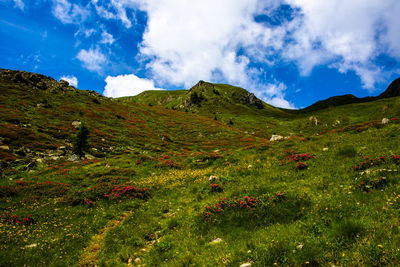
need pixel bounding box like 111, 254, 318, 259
1, 0, 400, 109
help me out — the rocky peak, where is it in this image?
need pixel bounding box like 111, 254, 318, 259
232, 91, 264, 109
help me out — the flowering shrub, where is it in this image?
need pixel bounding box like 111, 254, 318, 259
104, 185, 150, 199
209, 183, 223, 192
156, 160, 181, 169
199, 196, 259, 222
0, 214, 34, 225
282, 150, 313, 164
355, 176, 387, 192
294, 162, 307, 170
353, 156, 386, 171
83, 199, 94, 207
392, 155, 400, 164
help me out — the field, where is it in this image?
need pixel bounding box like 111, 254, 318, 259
1, 69, 400, 266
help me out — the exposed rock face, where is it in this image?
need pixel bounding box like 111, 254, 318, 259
232, 92, 264, 109
379, 78, 400, 98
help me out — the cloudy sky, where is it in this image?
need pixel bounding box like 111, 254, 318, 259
1, 0, 400, 108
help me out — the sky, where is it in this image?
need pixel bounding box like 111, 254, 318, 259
1, 0, 400, 109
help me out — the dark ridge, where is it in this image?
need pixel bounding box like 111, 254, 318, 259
378, 78, 400, 98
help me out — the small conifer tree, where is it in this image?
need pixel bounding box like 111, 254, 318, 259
73, 123, 89, 158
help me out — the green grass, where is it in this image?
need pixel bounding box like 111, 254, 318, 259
1, 69, 400, 266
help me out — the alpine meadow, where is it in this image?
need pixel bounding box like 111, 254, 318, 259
1, 68, 400, 266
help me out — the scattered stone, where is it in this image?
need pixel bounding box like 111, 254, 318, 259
270, 135, 284, 141
382, 118, 390, 124
309, 116, 319, 125
323, 147, 329, 151
59, 146, 66, 150
71, 121, 81, 128
161, 135, 172, 142
0, 137, 4, 144
297, 244, 304, 250
134, 258, 141, 263
210, 238, 223, 244
0, 145, 9, 150
25, 243, 37, 248
85, 154, 95, 160
36, 158, 44, 163
68, 154, 80, 162
240, 263, 252, 267
51, 156, 60, 161
91, 147, 98, 152
209, 175, 218, 182
36, 103, 44, 108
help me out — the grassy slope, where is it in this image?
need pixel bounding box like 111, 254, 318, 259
1, 70, 400, 266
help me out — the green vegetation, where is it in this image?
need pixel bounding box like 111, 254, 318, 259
72, 123, 89, 158
1, 68, 400, 266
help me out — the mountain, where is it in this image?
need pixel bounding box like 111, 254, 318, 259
378, 77, 400, 98
1, 68, 400, 266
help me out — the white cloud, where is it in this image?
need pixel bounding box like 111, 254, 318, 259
103, 74, 163, 98
93, 0, 400, 101
13, 0, 24, 10
60, 75, 78, 87
76, 47, 107, 72
100, 30, 115, 45
284, 0, 400, 90
257, 82, 295, 109
52, 0, 90, 24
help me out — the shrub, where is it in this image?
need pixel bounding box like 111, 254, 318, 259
209, 183, 223, 193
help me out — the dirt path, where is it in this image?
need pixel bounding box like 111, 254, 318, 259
78, 211, 132, 267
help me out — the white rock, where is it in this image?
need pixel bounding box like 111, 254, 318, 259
0, 145, 9, 150
297, 244, 304, 250
68, 154, 80, 162
134, 258, 141, 263
323, 148, 329, 151
85, 154, 95, 160
270, 135, 284, 141
240, 263, 251, 267
209, 175, 217, 181
210, 238, 222, 244
25, 243, 37, 248
382, 118, 390, 124
71, 121, 81, 128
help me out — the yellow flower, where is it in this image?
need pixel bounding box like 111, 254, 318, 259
305, 261, 310, 264
378, 244, 383, 248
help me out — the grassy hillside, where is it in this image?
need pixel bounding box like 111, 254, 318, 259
1, 69, 400, 266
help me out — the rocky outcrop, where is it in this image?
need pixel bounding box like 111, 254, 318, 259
232, 92, 264, 109
378, 78, 400, 98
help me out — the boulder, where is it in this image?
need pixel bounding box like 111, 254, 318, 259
84, 154, 95, 160
270, 135, 284, 141
0, 145, 10, 150
309, 116, 319, 125
68, 154, 80, 162
382, 118, 390, 124
71, 121, 81, 128
210, 238, 223, 244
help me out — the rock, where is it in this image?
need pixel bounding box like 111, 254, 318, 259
161, 135, 172, 142
270, 135, 284, 141
91, 147, 98, 152
36, 158, 44, 163
323, 147, 329, 151
36, 103, 44, 108
58, 146, 66, 150
0, 137, 4, 144
382, 118, 390, 124
0, 145, 10, 150
50, 156, 60, 161
210, 238, 222, 244
134, 258, 141, 263
297, 244, 304, 250
85, 154, 95, 160
25, 243, 37, 248
309, 116, 319, 125
68, 154, 80, 162
240, 263, 252, 267
209, 175, 218, 182
71, 121, 81, 128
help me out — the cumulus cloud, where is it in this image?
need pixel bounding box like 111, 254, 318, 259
13, 0, 24, 10
257, 82, 295, 109
76, 47, 107, 72
60, 75, 78, 87
100, 30, 115, 45
52, 0, 90, 24
93, 0, 400, 102
284, 0, 400, 90
103, 74, 163, 98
